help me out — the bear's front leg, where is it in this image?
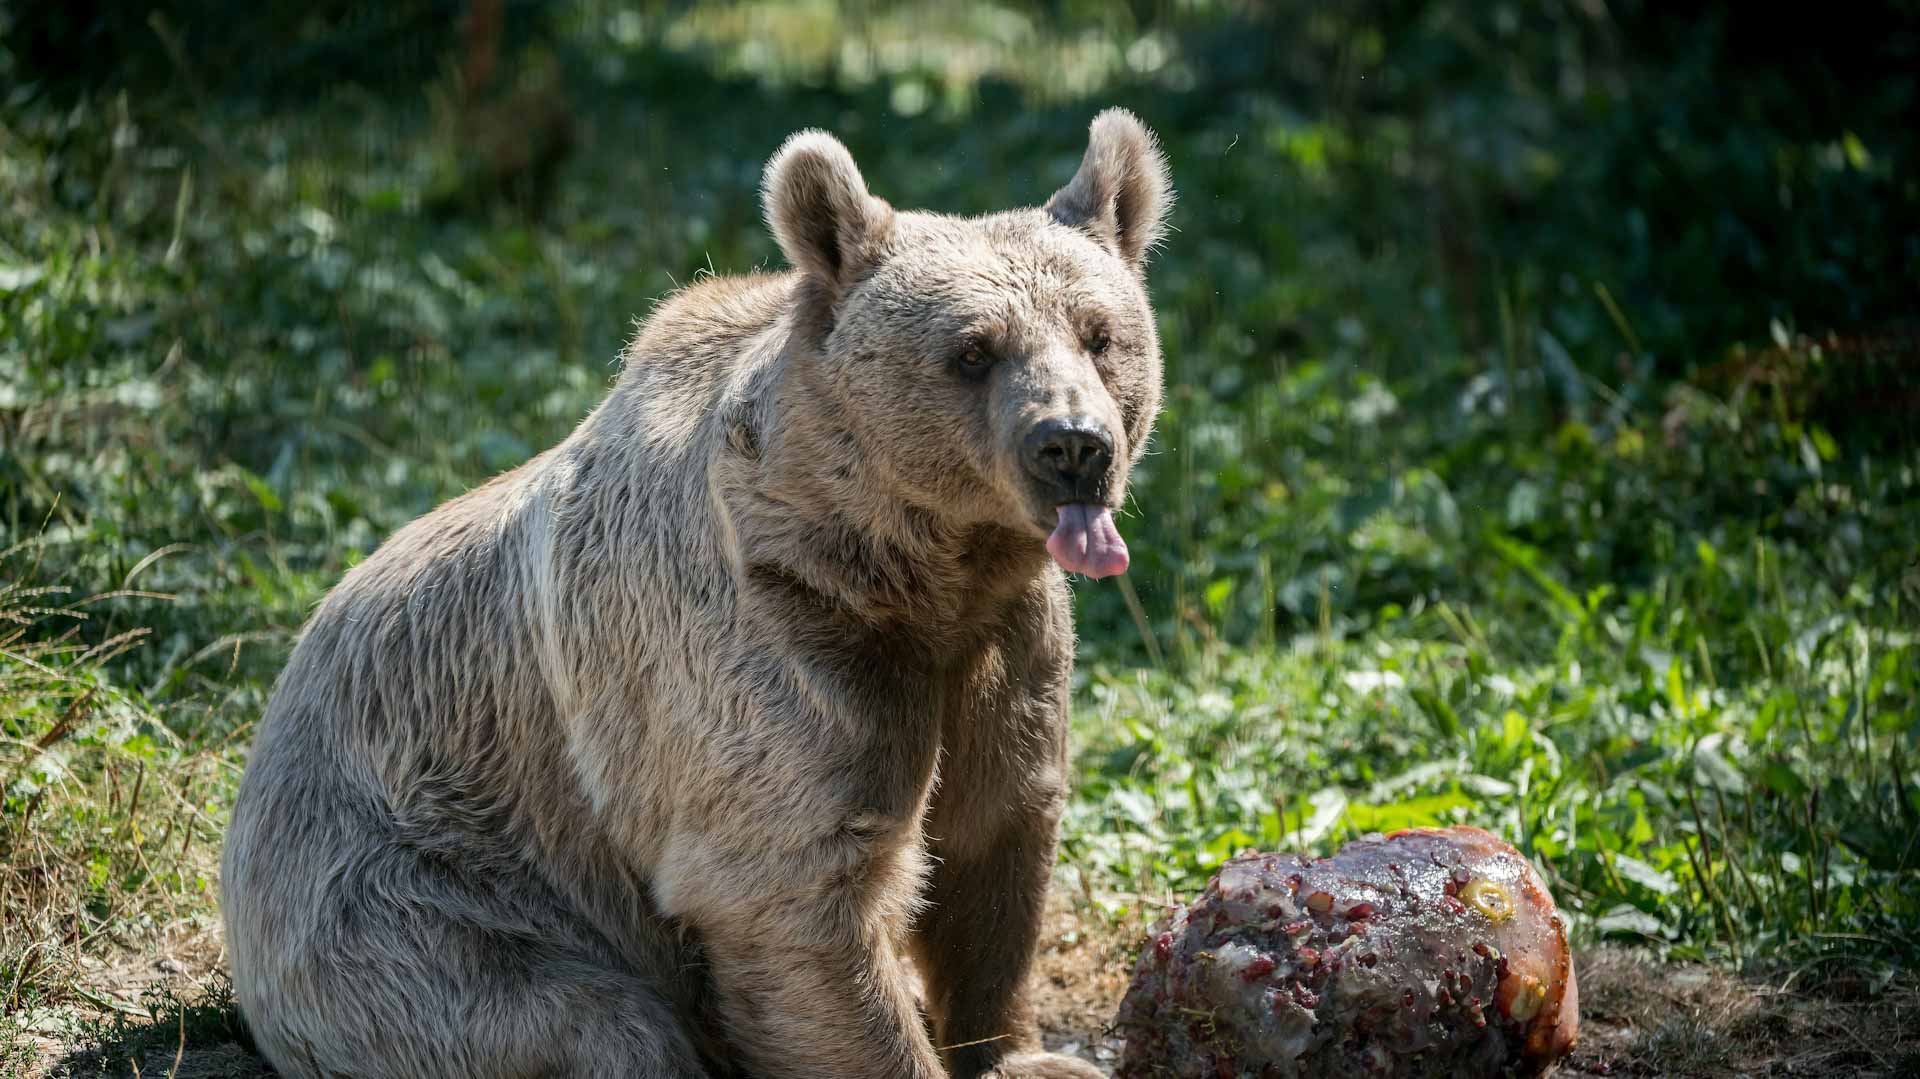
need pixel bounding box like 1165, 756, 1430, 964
913, 781, 1101, 1079
655, 766, 948, 1079
912, 692, 1101, 1079
698, 882, 946, 1079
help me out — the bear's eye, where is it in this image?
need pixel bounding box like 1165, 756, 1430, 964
955, 341, 995, 380
1086, 328, 1112, 356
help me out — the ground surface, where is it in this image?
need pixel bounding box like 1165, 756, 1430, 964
19, 902, 1919, 1078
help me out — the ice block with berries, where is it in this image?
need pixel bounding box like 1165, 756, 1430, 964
1113, 826, 1578, 1078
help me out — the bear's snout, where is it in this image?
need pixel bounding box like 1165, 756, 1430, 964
1022, 417, 1116, 503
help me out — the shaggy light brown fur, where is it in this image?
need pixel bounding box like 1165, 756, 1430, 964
221, 108, 1172, 1079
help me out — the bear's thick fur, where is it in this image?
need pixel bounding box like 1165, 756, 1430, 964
221, 109, 1171, 1079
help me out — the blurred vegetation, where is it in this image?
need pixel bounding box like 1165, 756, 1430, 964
3, 0, 1918, 1062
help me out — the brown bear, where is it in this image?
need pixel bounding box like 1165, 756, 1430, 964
220, 107, 1172, 1079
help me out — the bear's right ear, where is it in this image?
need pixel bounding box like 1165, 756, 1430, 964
763, 131, 894, 300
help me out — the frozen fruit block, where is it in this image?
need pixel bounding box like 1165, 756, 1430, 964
1113, 826, 1578, 1078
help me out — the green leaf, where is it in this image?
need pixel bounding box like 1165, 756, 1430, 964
1410, 686, 1460, 741
1296, 787, 1349, 847
1695, 539, 1717, 572
1203, 828, 1259, 867
1750, 693, 1785, 740
239, 469, 283, 514
1203, 578, 1235, 617
1258, 810, 1284, 847
1692, 734, 1746, 793
1500, 710, 1529, 757
1665, 659, 1690, 722
1612, 853, 1679, 897
1808, 425, 1839, 463
1344, 791, 1475, 833
1759, 761, 1809, 798
1110, 788, 1160, 829
1594, 903, 1667, 938
1487, 532, 1584, 619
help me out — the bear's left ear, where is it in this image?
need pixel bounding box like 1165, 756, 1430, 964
1045, 108, 1173, 271
763, 130, 894, 301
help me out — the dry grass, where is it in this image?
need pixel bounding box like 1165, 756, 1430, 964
1, 543, 235, 1077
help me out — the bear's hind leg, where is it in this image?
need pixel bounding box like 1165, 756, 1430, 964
236, 870, 713, 1079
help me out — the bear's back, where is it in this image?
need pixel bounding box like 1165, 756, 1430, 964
622, 271, 797, 390
233, 272, 800, 854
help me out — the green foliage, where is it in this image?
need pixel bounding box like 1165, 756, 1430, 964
2, 3, 1916, 1046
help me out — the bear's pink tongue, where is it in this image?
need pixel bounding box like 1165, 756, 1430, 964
1046, 504, 1130, 579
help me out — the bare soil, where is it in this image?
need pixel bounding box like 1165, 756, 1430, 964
19, 905, 1917, 1078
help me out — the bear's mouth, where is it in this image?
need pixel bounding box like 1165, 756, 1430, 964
1045, 503, 1129, 579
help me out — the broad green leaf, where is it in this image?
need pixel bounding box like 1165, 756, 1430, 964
1612, 853, 1679, 897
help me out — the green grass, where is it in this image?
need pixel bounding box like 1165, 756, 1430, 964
4, 0, 1918, 1067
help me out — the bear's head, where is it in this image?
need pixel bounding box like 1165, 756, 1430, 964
763, 109, 1171, 580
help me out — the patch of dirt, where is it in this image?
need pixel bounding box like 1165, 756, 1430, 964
1031, 903, 1134, 1070
1558, 948, 1920, 1078
16, 905, 1915, 1078
11, 924, 234, 1078
71, 929, 227, 1017
62, 1040, 274, 1079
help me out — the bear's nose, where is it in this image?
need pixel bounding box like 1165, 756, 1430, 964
1023, 418, 1115, 496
